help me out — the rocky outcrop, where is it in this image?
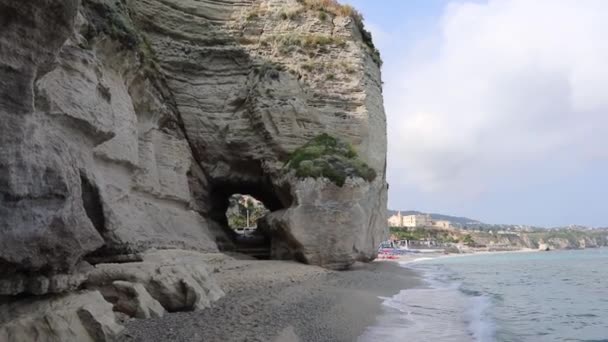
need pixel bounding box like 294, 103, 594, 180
538, 243, 550, 251
261, 177, 385, 269
0, 0, 221, 296
125, 0, 388, 269
470, 230, 608, 250
1, 2, 386, 338
0, 291, 123, 342
0, 0, 104, 290
86, 249, 224, 312
100, 280, 166, 319
0, 0, 386, 298
0, 250, 223, 341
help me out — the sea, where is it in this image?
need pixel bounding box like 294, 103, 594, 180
359, 249, 608, 342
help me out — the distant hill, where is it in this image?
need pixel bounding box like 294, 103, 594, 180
387, 210, 482, 226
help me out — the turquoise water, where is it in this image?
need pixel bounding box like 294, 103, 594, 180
360, 249, 608, 342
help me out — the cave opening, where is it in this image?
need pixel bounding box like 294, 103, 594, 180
80, 173, 106, 235
209, 179, 293, 260
225, 193, 271, 259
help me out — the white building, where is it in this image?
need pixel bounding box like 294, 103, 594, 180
432, 220, 452, 229
388, 211, 403, 227
402, 214, 432, 228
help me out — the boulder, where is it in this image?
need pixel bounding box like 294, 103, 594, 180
0, 291, 123, 342
100, 280, 165, 319
86, 250, 224, 312
261, 177, 386, 270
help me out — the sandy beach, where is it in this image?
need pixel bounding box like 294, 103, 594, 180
118, 249, 541, 342
118, 256, 422, 342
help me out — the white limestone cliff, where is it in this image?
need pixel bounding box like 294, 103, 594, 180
0, 0, 387, 339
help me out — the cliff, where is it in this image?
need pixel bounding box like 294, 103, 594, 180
469, 230, 608, 250
0, 0, 387, 340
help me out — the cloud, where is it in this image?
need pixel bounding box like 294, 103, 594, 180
388, 0, 608, 195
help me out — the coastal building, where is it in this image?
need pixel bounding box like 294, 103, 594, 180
432, 220, 452, 229
403, 214, 432, 228
388, 212, 440, 228
388, 211, 403, 227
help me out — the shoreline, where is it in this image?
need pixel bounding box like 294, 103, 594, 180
388, 247, 541, 265
377, 247, 608, 341
119, 249, 545, 342
363, 249, 541, 341
119, 258, 423, 342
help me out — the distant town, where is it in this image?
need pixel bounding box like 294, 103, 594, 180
388, 210, 608, 232
387, 210, 608, 252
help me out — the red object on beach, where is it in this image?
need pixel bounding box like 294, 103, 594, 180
377, 252, 398, 260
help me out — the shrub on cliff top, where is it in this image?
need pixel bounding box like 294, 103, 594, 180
297, 0, 361, 21
296, 0, 382, 67
285, 133, 377, 187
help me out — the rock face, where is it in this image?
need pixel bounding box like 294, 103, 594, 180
102, 280, 166, 319
0, 0, 104, 289
261, 177, 385, 269
0, 0, 387, 299
0, 291, 124, 342
0, 250, 222, 342
471, 230, 608, 250
86, 250, 225, 312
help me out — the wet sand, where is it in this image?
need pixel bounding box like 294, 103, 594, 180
119, 258, 422, 342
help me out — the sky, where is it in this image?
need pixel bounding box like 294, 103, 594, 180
344, 0, 608, 227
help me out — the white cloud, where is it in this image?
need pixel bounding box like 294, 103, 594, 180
388, 0, 608, 194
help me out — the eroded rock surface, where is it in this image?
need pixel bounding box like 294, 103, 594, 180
0, 291, 123, 342
0, 0, 104, 289
0, 0, 387, 300
87, 250, 224, 312
101, 280, 165, 319
262, 177, 386, 269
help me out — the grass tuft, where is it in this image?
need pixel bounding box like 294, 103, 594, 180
262, 34, 346, 55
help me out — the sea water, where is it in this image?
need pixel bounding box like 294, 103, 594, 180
359, 249, 608, 342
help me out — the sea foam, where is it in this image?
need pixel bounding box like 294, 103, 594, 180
359, 262, 495, 341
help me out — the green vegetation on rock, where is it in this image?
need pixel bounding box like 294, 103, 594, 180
299, 61, 356, 75
360, 30, 383, 67
265, 34, 347, 51
462, 234, 475, 246
82, 0, 140, 49
525, 229, 605, 247
389, 227, 460, 243
389, 228, 428, 241
285, 134, 376, 187
81, 0, 164, 82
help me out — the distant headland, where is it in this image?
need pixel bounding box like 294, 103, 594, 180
387, 209, 608, 251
